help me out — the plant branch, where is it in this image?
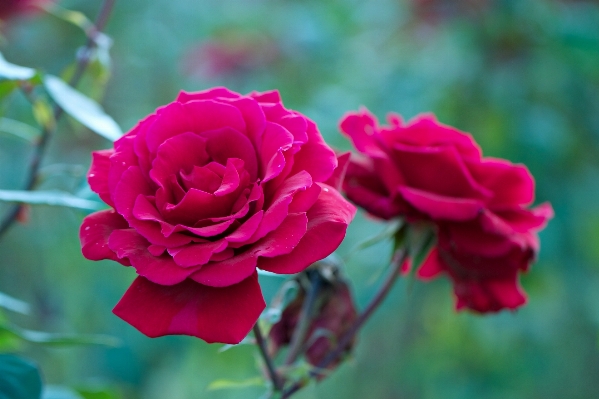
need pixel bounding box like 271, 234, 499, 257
280, 248, 408, 399
0, 0, 116, 240
253, 323, 283, 392
283, 271, 322, 366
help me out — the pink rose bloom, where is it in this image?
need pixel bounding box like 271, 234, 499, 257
80, 87, 355, 344
340, 109, 552, 312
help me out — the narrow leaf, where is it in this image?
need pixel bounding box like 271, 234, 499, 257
0, 118, 40, 143
0, 53, 36, 80
0, 323, 121, 347
0, 190, 103, 210
206, 377, 265, 391
0, 292, 30, 314
44, 75, 122, 141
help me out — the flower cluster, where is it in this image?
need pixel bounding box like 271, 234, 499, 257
80, 87, 552, 345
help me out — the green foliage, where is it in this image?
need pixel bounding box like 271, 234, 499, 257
0, 190, 102, 211
0, 323, 120, 348
0, 354, 42, 399
206, 377, 265, 391
43, 75, 121, 141
0, 54, 35, 81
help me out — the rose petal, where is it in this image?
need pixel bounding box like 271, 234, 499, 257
250, 171, 313, 241
88, 149, 114, 207
169, 240, 229, 267
191, 251, 258, 287
260, 122, 294, 182
252, 213, 308, 258
200, 127, 258, 181
323, 152, 350, 191
416, 247, 444, 280
453, 277, 526, 313
290, 120, 337, 183
393, 144, 492, 199
251, 90, 281, 103
176, 87, 241, 102
226, 210, 264, 243
468, 158, 535, 207
339, 110, 387, 157
381, 113, 482, 160
219, 96, 266, 146
80, 210, 130, 265
108, 229, 199, 285
113, 166, 154, 221
149, 132, 209, 187
113, 273, 265, 344
399, 186, 485, 221
258, 184, 356, 274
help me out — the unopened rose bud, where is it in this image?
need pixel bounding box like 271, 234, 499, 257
269, 271, 358, 375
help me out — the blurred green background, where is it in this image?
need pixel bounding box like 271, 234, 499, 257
0, 0, 598, 397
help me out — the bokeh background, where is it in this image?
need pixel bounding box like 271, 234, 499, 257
1, 0, 598, 398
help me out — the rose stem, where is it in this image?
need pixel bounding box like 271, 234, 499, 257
0, 0, 117, 240
280, 248, 408, 399
253, 323, 284, 392
283, 270, 323, 366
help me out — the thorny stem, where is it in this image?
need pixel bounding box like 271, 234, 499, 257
283, 271, 322, 366
253, 323, 283, 392
280, 249, 408, 399
0, 0, 116, 240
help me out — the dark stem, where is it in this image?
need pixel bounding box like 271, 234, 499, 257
253, 323, 283, 392
283, 271, 322, 366
0, 0, 116, 240
280, 249, 408, 399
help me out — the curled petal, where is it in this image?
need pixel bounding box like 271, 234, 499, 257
468, 159, 535, 207
339, 110, 386, 158
113, 273, 266, 344
324, 152, 350, 191
191, 251, 258, 287
88, 149, 114, 206
400, 186, 485, 221
258, 184, 356, 274
290, 120, 337, 183
108, 229, 200, 285
80, 210, 130, 265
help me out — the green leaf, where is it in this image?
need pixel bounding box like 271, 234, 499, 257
0, 80, 18, 100
0, 292, 30, 314
75, 387, 120, 399
43, 75, 121, 141
0, 53, 36, 81
206, 377, 265, 391
0, 190, 103, 211
0, 323, 121, 347
41, 4, 94, 33
0, 354, 42, 399
0, 118, 40, 143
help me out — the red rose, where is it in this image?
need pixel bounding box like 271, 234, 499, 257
0, 0, 50, 20
340, 109, 552, 312
80, 87, 356, 344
